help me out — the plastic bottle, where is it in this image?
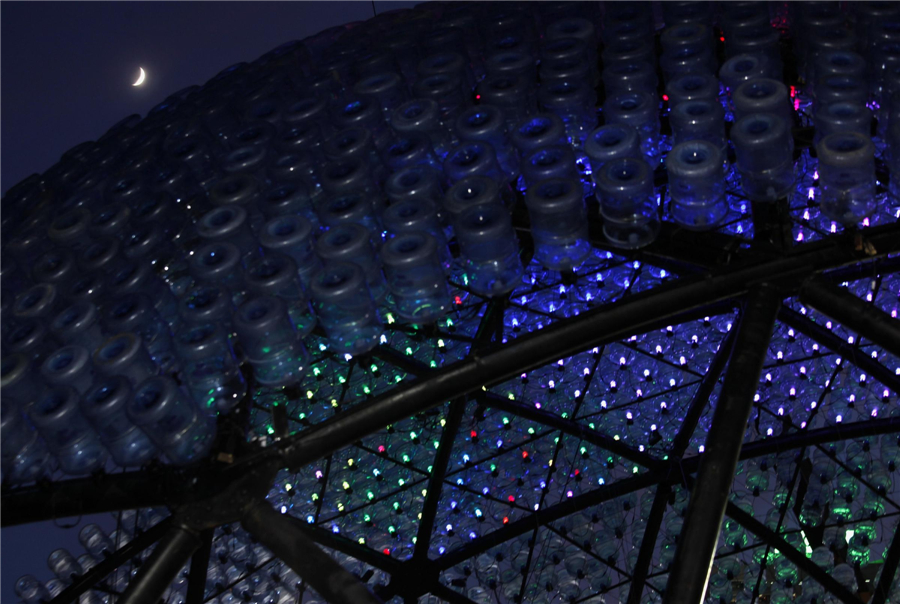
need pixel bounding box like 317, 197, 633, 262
315, 223, 387, 302
816, 131, 877, 225
81, 376, 158, 467
40, 345, 96, 395
666, 140, 728, 230
258, 215, 322, 291
28, 386, 108, 475
127, 376, 216, 465
310, 261, 383, 355
1, 398, 54, 484
455, 204, 524, 297
234, 296, 308, 386
381, 232, 451, 323
524, 178, 590, 271
175, 323, 246, 413
93, 333, 159, 386
731, 113, 795, 202
595, 157, 660, 249
243, 253, 316, 337
104, 293, 178, 374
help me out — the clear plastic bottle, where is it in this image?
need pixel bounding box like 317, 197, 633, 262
258, 215, 322, 290
28, 386, 108, 475
1, 398, 54, 484
455, 204, 524, 297
14, 575, 51, 604
669, 100, 727, 155
380, 134, 442, 172
522, 145, 580, 187
476, 74, 536, 133
816, 131, 877, 225
127, 376, 216, 465
79, 524, 116, 560
104, 293, 178, 375
47, 548, 85, 584
1, 353, 35, 407
381, 232, 451, 323
719, 54, 770, 107
603, 60, 659, 97
190, 241, 247, 305
603, 92, 661, 164
444, 176, 504, 227
584, 124, 642, 185
353, 72, 409, 119
384, 165, 444, 207
391, 99, 453, 159
455, 105, 521, 182
175, 323, 246, 414
315, 223, 387, 302
732, 78, 792, 123
93, 332, 159, 386
243, 253, 316, 337
665, 73, 719, 108
48, 208, 93, 251
510, 114, 569, 160
310, 261, 382, 355
40, 345, 96, 395
318, 191, 382, 234
4, 319, 58, 363
31, 249, 80, 291
815, 75, 870, 111
381, 197, 452, 269
412, 74, 470, 125
196, 206, 261, 266
78, 237, 121, 274
666, 140, 728, 230
814, 102, 872, 145
107, 259, 179, 324
234, 296, 308, 386
443, 140, 507, 186
731, 113, 795, 202
12, 282, 61, 322
524, 178, 590, 271
538, 80, 596, 147
595, 157, 660, 249
81, 376, 157, 467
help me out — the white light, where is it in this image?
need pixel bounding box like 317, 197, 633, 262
132, 67, 146, 86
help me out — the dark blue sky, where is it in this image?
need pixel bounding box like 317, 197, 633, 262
1, 1, 420, 193
1, 2, 419, 600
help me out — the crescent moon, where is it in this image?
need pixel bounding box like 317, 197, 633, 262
132, 67, 146, 87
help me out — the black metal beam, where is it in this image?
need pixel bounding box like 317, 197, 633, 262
778, 306, 900, 394
301, 522, 404, 574
800, 277, 900, 358
478, 391, 665, 471
48, 519, 172, 604
185, 529, 213, 604
872, 518, 900, 604
413, 400, 464, 564
241, 500, 383, 604
668, 321, 739, 458
665, 286, 781, 604
725, 502, 862, 604
625, 484, 671, 604
118, 525, 203, 604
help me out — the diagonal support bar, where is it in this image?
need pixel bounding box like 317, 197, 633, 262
118, 525, 203, 604
664, 286, 781, 604
185, 529, 213, 604
242, 500, 383, 604
725, 502, 862, 604
626, 484, 671, 604
800, 277, 900, 358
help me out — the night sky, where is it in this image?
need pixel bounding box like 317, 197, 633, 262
1, 2, 419, 601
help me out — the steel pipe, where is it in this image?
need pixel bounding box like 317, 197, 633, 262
118, 525, 202, 604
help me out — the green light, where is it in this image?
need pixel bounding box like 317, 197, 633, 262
502, 417, 510, 425
367, 491, 374, 500
266, 426, 275, 435
405, 346, 413, 356
528, 427, 535, 434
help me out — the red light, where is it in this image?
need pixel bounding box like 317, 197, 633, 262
521, 451, 529, 459
662, 94, 669, 102
470, 430, 478, 438
475, 94, 481, 100
574, 469, 580, 475
720, 36, 725, 42
508, 495, 515, 502
455, 295, 463, 305
378, 445, 385, 453
503, 516, 509, 524
790, 86, 796, 98
383, 548, 391, 555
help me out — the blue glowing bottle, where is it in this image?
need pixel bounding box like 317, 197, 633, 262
310, 261, 383, 355
175, 323, 246, 414
28, 386, 108, 475
381, 233, 451, 324
816, 132, 877, 225
81, 376, 158, 467
243, 253, 316, 337
234, 296, 308, 386
127, 376, 216, 466
315, 223, 387, 302
595, 157, 660, 249
731, 113, 795, 202
666, 140, 728, 230
455, 204, 524, 297
258, 215, 322, 291
525, 178, 590, 271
